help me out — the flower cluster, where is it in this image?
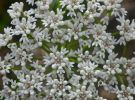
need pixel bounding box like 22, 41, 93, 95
0, 0, 135, 99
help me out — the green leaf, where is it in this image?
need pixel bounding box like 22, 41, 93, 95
49, 0, 60, 12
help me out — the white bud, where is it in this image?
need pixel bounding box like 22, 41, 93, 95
93, 78, 97, 82
7, 35, 12, 40
127, 69, 132, 75
18, 83, 23, 87
26, 75, 30, 79
67, 5, 72, 10
52, 64, 57, 69
31, 80, 35, 84
11, 91, 16, 95
45, 5, 49, 9
76, 89, 80, 93
38, 42, 42, 46
80, 70, 85, 75
24, 90, 29, 94
63, 58, 68, 61
107, 6, 112, 10
63, 81, 67, 84
74, 35, 78, 40
67, 86, 71, 90
41, 67, 46, 71
30, 90, 35, 95
103, 65, 107, 69
73, 5, 78, 9
128, 96, 133, 100
40, 6, 46, 10
116, 68, 122, 73
26, 29, 30, 34
111, 70, 115, 75
54, 79, 58, 83
50, 23, 55, 28
59, 21, 64, 25
0, 34, 3, 38
58, 92, 62, 96
21, 62, 26, 67
50, 53, 54, 57
21, 79, 26, 83
81, 86, 86, 91
85, 51, 89, 55
85, 10, 89, 15
50, 89, 56, 94
117, 25, 122, 30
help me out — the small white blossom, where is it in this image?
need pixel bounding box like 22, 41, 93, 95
7, 2, 24, 18
1, 0, 135, 99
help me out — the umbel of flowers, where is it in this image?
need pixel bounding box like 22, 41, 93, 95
0, 0, 135, 99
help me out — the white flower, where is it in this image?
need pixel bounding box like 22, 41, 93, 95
0, 57, 11, 75
7, 2, 24, 18
116, 85, 134, 100
116, 15, 135, 45
44, 46, 74, 74
26, 0, 35, 5
7, 43, 33, 66
1, 0, 135, 99
60, 0, 85, 17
